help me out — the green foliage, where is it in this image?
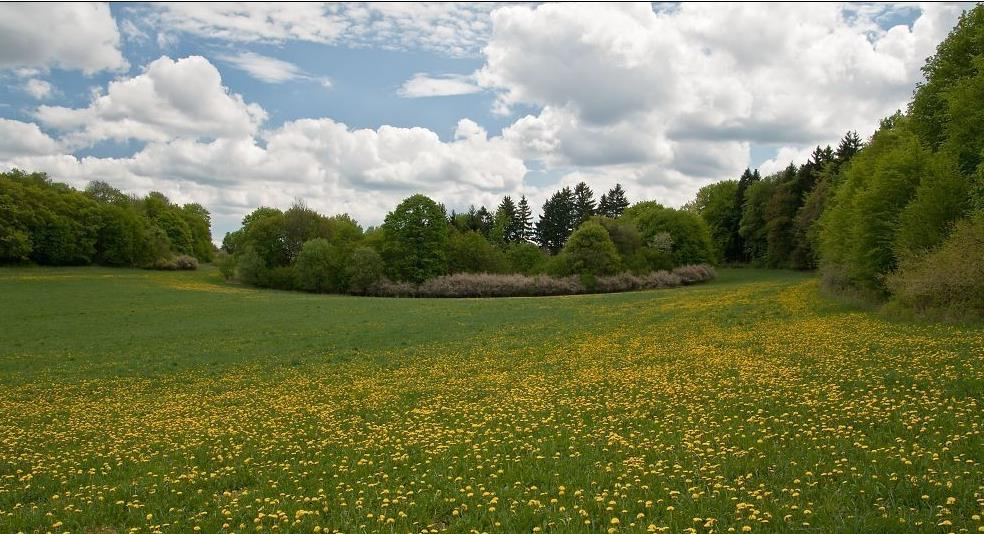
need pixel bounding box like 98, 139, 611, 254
624, 201, 716, 267
536, 187, 576, 254
295, 238, 348, 293
593, 215, 642, 259
894, 153, 971, 259
504, 241, 547, 275
447, 230, 509, 274
382, 194, 449, 283
819, 120, 930, 292
0, 170, 211, 267
572, 182, 596, 228
597, 183, 630, 219
738, 178, 775, 264
886, 215, 984, 319
346, 246, 384, 294
686, 180, 739, 264
235, 245, 266, 286
214, 250, 236, 280
563, 220, 620, 276
516, 195, 534, 242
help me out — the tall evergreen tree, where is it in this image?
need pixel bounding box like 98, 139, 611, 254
536, 186, 576, 254
573, 182, 596, 227
517, 195, 534, 242
835, 130, 863, 168
598, 183, 630, 218
491, 196, 521, 244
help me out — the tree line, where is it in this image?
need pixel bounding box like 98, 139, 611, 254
216, 180, 716, 294
0, 170, 212, 269
686, 5, 984, 318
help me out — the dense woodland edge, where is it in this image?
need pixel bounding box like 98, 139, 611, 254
1, 7, 982, 315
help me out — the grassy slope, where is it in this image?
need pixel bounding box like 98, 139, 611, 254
0, 267, 980, 533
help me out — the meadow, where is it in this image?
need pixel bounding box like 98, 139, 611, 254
0, 267, 981, 533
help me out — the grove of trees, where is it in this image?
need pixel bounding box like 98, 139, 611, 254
213, 180, 716, 295
1, 169, 212, 269
685, 5, 984, 318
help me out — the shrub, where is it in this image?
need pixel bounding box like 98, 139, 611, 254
623, 202, 716, 267
149, 254, 198, 271
505, 242, 547, 274
295, 238, 346, 293
672, 264, 716, 284
264, 265, 299, 291
564, 221, 620, 275
235, 245, 267, 286
215, 250, 236, 280
346, 246, 385, 294
885, 216, 984, 319
447, 230, 509, 274
361, 264, 714, 298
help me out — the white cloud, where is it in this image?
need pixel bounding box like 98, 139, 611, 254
398, 73, 482, 98
24, 79, 53, 100
479, 2, 967, 201
142, 2, 496, 57
0, 3, 127, 74
218, 51, 331, 87
218, 51, 307, 83
0, 119, 60, 159
35, 56, 267, 145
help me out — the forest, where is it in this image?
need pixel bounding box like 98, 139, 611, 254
1, 7, 982, 316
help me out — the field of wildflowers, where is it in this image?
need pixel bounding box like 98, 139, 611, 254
0, 267, 981, 533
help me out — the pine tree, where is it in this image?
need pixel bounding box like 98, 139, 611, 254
517, 195, 533, 242
599, 183, 630, 218
536, 186, 576, 253
733, 168, 760, 262
494, 195, 520, 243
475, 206, 492, 238
573, 182, 596, 227
835, 130, 863, 166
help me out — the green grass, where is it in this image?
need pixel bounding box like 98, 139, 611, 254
0, 266, 981, 533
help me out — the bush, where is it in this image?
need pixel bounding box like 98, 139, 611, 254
149, 254, 198, 271
564, 221, 620, 275
447, 230, 509, 274
622, 202, 716, 267
214, 250, 236, 280
361, 264, 715, 298
235, 245, 267, 286
346, 247, 384, 294
295, 238, 346, 293
885, 216, 984, 319
264, 265, 299, 291
505, 242, 547, 274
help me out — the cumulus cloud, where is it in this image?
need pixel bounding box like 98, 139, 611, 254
481, 1, 966, 190
0, 3, 127, 74
398, 73, 482, 98
0, 119, 60, 159
24, 79, 53, 100
142, 2, 495, 57
35, 56, 267, 145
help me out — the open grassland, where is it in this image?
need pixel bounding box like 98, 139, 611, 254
0, 267, 981, 533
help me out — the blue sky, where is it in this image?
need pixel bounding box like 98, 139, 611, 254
0, 2, 967, 240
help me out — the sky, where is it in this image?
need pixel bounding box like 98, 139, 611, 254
0, 2, 974, 241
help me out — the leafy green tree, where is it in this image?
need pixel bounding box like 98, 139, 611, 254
592, 215, 642, 259
448, 230, 509, 273
381, 194, 449, 282
738, 178, 775, 264
623, 202, 716, 266
504, 241, 546, 274
564, 220, 620, 276
686, 180, 739, 264
235, 244, 267, 286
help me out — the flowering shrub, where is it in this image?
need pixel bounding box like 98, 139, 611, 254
363, 264, 715, 298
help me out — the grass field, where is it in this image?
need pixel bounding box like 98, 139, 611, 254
0, 267, 981, 533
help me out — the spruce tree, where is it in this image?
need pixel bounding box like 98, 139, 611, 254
573, 182, 596, 227
536, 186, 577, 253
517, 195, 534, 242
599, 183, 630, 218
